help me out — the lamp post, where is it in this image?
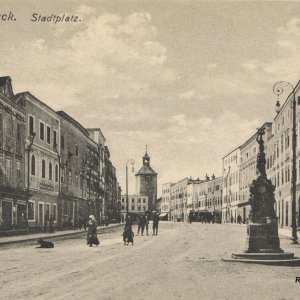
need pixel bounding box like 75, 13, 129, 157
25, 132, 35, 232
27, 132, 36, 191
273, 81, 298, 244
126, 159, 135, 217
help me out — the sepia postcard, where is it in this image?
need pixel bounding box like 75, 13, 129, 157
1, 1, 300, 299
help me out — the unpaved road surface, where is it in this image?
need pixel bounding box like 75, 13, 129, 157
1, 222, 300, 300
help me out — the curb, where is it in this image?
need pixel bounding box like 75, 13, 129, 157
0, 224, 122, 247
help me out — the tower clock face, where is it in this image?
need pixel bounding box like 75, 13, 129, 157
144, 159, 149, 164
146, 175, 151, 181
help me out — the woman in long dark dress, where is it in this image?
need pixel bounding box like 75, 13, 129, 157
87, 215, 99, 247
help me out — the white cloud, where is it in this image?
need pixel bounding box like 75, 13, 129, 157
1, 11, 177, 105
179, 89, 196, 99
207, 63, 218, 70
241, 59, 260, 71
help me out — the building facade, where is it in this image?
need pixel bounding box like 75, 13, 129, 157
170, 178, 189, 221
57, 111, 100, 227
205, 175, 223, 215
265, 82, 300, 229
87, 128, 106, 219
135, 150, 158, 212
222, 147, 240, 223
161, 182, 174, 220
0, 77, 28, 230
17, 92, 60, 229
120, 195, 148, 219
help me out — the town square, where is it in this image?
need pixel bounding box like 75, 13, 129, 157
1, 1, 300, 299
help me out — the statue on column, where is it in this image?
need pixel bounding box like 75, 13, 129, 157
256, 127, 267, 177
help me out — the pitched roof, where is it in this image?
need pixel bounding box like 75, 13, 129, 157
135, 164, 157, 176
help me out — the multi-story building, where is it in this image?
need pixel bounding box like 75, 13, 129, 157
161, 182, 174, 220
120, 195, 148, 219
170, 177, 189, 221
103, 146, 120, 221
206, 175, 223, 215
194, 179, 208, 213
56, 111, 100, 226
222, 147, 240, 223
265, 82, 300, 229
239, 122, 272, 223
135, 150, 158, 211
17, 92, 60, 229
186, 178, 204, 213
0, 77, 28, 230
87, 128, 106, 218
85, 137, 100, 220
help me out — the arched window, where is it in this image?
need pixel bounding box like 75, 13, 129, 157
0, 168, 3, 185
298, 197, 300, 225
286, 201, 289, 227
49, 162, 52, 180
42, 159, 46, 179
31, 155, 35, 176
55, 164, 58, 182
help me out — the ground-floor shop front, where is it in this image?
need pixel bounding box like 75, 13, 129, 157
27, 191, 58, 231
0, 188, 29, 231
60, 195, 99, 228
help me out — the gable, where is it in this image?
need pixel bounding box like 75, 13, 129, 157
0, 77, 14, 100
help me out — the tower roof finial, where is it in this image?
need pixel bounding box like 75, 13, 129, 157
146, 144, 148, 153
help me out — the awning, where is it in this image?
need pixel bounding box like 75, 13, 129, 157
159, 213, 168, 218
238, 201, 250, 208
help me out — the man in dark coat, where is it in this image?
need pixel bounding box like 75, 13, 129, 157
136, 214, 141, 236
152, 211, 159, 236
140, 214, 146, 236
144, 213, 149, 236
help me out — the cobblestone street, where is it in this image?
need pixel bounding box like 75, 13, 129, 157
1, 222, 300, 300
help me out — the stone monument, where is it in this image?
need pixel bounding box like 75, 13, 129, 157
225, 127, 300, 265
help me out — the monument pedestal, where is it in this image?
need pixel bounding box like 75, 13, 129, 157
223, 127, 300, 266
245, 219, 282, 253
229, 218, 299, 264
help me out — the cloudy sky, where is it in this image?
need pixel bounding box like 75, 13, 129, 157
1, 0, 300, 195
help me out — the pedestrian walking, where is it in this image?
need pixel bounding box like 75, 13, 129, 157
188, 211, 193, 224
152, 211, 159, 236
123, 224, 134, 245
83, 217, 88, 231
144, 213, 149, 235
87, 215, 99, 247
140, 214, 146, 236
237, 214, 242, 224
136, 214, 141, 236
78, 218, 83, 230
49, 215, 55, 233
21, 212, 29, 233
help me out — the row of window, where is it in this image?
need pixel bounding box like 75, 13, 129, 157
0, 158, 21, 185
121, 205, 147, 211
29, 115, 58, 147
121, 198, 147, 203
28, 201, 57, 223
30, 155, 59, 182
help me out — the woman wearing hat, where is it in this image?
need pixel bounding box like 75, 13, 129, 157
87, 215, 99, 247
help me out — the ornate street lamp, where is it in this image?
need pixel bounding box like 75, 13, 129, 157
126, 159, 135, 216
273, 81, 298, 244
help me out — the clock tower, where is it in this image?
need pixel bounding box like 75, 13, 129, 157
135, 147, 158, 211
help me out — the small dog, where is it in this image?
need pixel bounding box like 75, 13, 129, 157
36, 238, 54, 248
122, 226, 134, 245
